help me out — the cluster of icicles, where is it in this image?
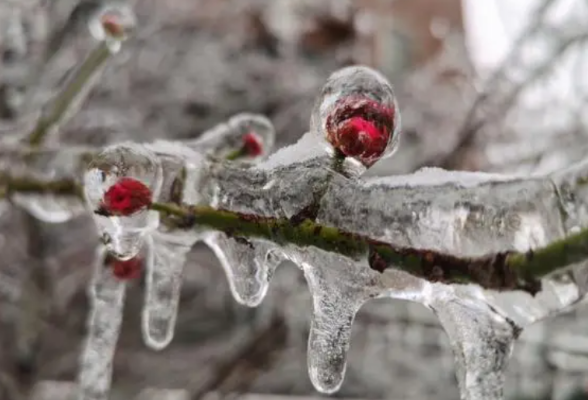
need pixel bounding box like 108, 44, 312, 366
11, 66, 585, 400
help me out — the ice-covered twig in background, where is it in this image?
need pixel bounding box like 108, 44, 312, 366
25, 3, 136, 147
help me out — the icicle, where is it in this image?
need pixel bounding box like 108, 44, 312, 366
84, 143, 162, 260
279, 244, 430, 394
284, 251, 367, 393
141, 232, 195, 350
305, 275, 362, 393
429, 287, 520, 400
77, 248, 126, 400
205, 233, 283, 307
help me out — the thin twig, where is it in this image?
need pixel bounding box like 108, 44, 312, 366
25, 42, 112, 147
0, 172, 587, 293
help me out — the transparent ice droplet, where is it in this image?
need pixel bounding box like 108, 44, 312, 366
187, 113, 276, 159
84, 143, 163, 260
141, 232, 196, 350
205, 233, 283, 307
310, 65, 402, 172
77, 248, 126, 400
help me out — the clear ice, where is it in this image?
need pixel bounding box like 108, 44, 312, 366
204, 233, 283, 307
78, 248, 126, 400
309, 65, 401, 174
142, 232, 193, 350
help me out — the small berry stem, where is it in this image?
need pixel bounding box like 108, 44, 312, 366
226, 147, 247, 161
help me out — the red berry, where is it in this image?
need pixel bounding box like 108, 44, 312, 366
100, 177, 152, 217
111, 257, 142, 280
325, 96, 396, 167
242, 132, 263, 157
101, 14, 125, 38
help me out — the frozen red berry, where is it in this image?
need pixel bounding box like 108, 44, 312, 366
101, 13, 125, 38
100, 177, 152, 217
111, 257, 142, 280
325, 96, 396, 167
242, 132, 263, 157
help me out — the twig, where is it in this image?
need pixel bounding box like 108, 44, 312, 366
150, 202, 554, 294
1, 172, 588, 293
25, 41, 112, 147
0, 173, 84, 200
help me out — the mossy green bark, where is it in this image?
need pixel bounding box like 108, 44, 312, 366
0, 174, 586, 294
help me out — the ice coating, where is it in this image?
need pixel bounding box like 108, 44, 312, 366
310, 66, 401, 172
78, 248, 126, 400
84, 143, 162, 260
142, 233, 194, 350
205, 233, 283, 307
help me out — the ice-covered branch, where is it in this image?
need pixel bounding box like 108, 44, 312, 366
25, 42, 112, 146
5, 150, 588, 293
148, 200, 579, 294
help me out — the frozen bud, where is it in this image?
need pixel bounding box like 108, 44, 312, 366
228, 114, 275, 159
190, 113, 275, 160
100, 13, 126, 38
84, 143, 162, 260
311, 66, 401, 169
88, 2, 136, 53
242, 132, 264, 157
100, 177, 152, 216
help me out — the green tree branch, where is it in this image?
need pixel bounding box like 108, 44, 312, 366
1, 174, 584, 294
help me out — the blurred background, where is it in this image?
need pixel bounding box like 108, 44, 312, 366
1, 0, 588, 399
